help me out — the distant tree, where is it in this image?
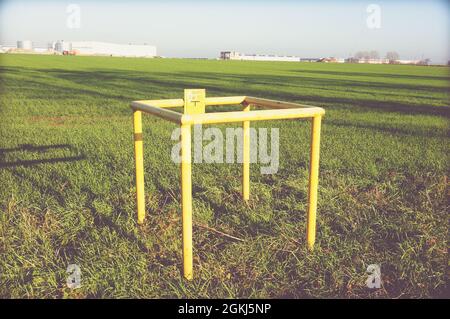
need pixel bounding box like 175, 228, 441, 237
418, 58, 431, 66
369, 50, 379, 59
345, 57, 359, 63
355, 50, 379, 61
355, 51, 368, 59
386, 51, 400, 62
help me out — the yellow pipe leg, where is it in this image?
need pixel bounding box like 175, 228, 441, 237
307, 115, 322, 250
181, 123, 193, 280
242, 104, 250, 200
133, 110, 145, 224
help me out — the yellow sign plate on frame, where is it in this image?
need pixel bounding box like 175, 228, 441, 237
184, 89, 205, 115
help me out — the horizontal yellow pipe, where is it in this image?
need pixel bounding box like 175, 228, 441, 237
134, 96, 247, 108
133, 96, 317, 111
244, 96, 319, 109
205, 96, 246, 106
181, 107, 325, 125
131, 102, 182, 123
131, 96, 325, 126
135, 99, 184, 108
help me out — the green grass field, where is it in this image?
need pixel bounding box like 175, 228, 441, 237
0, 54, 448, 298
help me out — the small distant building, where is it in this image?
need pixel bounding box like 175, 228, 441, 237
220, 51, 240, 60
359, 58, 390, 64
0, 44, 16, 53
345, 57, 429, 65
345, 57, 390, 64
396, 59, 422, 65
301, 58, 321, 62
220, 51, 301, 62
317, 57, 344, 63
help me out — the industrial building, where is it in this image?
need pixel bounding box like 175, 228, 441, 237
53, 41, 157, 57
0, 40, 157, 57
220, 51, 302, 62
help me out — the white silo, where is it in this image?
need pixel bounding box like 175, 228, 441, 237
55, 40, 72, 52
17, 40, 33, 50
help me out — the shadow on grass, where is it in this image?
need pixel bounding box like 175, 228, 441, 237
80, 186, 151, 254
2, 143, 153, 262
289, 68, 450, 82
2, 143, 86, 207
2, 66, 449, 117
0, 143, 86, 168
326, 119, 448, 139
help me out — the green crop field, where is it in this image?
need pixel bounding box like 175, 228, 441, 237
0, 54, 448, 298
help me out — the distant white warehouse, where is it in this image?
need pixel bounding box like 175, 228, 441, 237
220, 51, 301, 62
54, 41, 157, 57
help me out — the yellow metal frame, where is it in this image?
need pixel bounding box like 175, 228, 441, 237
131, 90, 324, 280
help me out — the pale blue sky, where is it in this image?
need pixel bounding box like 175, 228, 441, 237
0, 0, 449, 63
